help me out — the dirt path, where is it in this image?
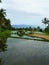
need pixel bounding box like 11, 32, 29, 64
29, 34, 49, 41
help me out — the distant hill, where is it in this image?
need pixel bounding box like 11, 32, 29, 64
12, 24, 45, 29
12, 24, 35, 28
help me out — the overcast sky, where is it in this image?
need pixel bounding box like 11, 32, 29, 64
0, 0, 49, 27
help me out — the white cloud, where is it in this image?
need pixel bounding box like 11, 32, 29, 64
0, 0, 49, 26
0, 0, 49, 16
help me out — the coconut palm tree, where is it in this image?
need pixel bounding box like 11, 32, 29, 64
0, 9, 6, 30
42, 17, 49, 27
42, 18, 47, 25
0, 9, 6, 24
0, 8, 6, 18
0, 9, 12, 30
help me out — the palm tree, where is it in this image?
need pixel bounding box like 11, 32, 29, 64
47, 20, 49, 27
0, 9, 6, 18
42, 17, 49, 27
0, 9, 6, 30
5, 19, 11, 29
0, 9, 6, 23
0, 9, 12, 30
42, 18, 47, 25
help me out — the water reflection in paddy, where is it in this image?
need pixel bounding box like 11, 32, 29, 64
0, 38, 49, 65
11, 33, 44, 41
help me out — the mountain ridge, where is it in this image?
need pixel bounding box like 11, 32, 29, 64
12, 24, 37, 28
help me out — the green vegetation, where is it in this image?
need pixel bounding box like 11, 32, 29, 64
0, 30, 11, 38
17, 30, 25, 37
42, 18, 49, 26
42, 17, 49, 34
0, 2, 11, 39
16, 27, 34, 37
0, 0, 11, 34
0, 30, 11, 53
0, 9, 12, 31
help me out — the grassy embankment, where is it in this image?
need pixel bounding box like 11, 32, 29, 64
28, 32, 49, 41
0, 30, 49, 41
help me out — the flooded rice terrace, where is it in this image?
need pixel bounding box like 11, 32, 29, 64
0, 38, 49, 65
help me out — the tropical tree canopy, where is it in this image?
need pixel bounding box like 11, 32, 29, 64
42, 18, 49, 26
0, 9, 11, 30
42, 18, 48, 24
42, 18, 49, 33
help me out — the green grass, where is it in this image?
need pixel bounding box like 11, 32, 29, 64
0, 30, 11, 38
43, 31, 49, 36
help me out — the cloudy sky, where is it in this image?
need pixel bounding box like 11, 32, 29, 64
0, 0, 49, 27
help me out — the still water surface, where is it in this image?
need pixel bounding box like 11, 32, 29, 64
0, 38, 49, 65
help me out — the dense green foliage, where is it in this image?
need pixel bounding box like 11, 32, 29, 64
42, 18, 49, 34
0, 9, 11, 31
17, 30, 25, 37
0, 30, 11, 38
44, 26, 49, 34
42, 18, 49, 26
0, 30, 11, 52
